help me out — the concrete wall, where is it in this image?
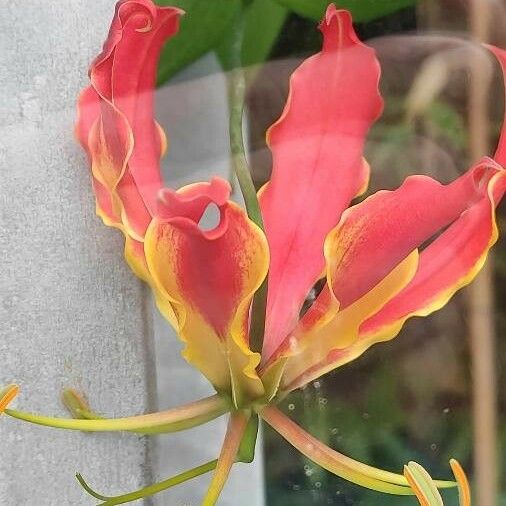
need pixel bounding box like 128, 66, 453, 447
0, 0, 157, 504
0, 1, 264, 504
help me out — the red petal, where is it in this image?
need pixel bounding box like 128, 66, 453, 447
260, 6, 383, 360
77, 0, 182, 237
360, 160, 506, 340
145, 179, 269, 406
321, 160, 500, 310
75, 86, 100, 157
279, 160, 505, 388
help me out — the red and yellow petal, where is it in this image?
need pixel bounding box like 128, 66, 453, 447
278, 250, 419, 392
259, 5, 383, 361
319, 162, 499, 310
357, 163, 506, 347
94, 1, 180, 218
145, 182, 269, 407
124, 179, 233, 331
76, 0, 182, 239
274, 159, 505, 391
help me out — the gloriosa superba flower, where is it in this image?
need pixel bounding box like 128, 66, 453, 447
2, 0, 506, 504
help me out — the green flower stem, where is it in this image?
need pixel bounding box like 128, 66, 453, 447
226, 18, 268, 355
227, 67, 263, 229
77, 460, 218, 505
4, 394, 227, 434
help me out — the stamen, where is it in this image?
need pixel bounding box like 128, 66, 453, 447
261, 406, 455, 495
4, 393, 228, 434
404, 462, 444, 505
0, 384, 20, 414
61, 389, 97, 420
450, 459, 471, 506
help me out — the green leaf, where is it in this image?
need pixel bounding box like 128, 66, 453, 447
155, 0, 241, 86
216, 0, 288, 71
273, 0, 417, 23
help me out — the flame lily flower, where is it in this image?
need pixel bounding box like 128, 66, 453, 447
3, 1, 506, 504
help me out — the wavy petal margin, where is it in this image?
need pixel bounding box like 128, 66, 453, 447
145, 179, 269, 407
274, 159, 504, 390
356, 161, 505, 354
76, 0, 182, 238
260, 5, 383, 361
279, 250, 419, 391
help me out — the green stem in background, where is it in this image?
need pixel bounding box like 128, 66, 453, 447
77, 460, 218, 506
226, 15, 268, 355
227, 66, 263, 228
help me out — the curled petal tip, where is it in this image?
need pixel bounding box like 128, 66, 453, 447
157, 178, 232, 221
209, 177, 232, 206
0, 384, 20, 414
323, 3, 337, 20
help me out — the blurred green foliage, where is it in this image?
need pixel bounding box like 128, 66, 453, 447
155, 0, 241, 85
274, 0, 417, 23
155, 0, 419, 85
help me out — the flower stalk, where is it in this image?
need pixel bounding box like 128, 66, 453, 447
226, 14, 268, 355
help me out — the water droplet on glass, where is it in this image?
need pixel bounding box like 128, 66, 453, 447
289, 336, 299, 352
288, 403, 295, 411
315, 481, 322, 489
430, 443, 437, 451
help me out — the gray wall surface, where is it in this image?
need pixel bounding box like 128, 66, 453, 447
0, 1, 264, 505
0, 0, 157, 504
